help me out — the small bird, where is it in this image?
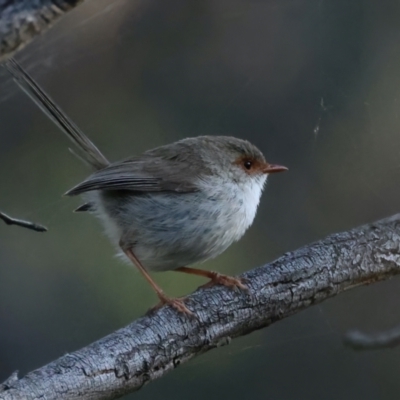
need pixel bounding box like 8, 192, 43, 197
5, 59, 288, 314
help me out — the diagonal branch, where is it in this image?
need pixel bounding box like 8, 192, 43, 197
0, 0, 85, 62
1, 214, 400, 400
0, 211, 47, 232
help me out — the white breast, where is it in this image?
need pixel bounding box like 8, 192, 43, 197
87, 173, 267, 271
230, 175, 267, 236
198, 174, 267, 250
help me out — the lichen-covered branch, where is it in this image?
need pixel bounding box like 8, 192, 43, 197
0, 0, 85, 62
0, 211, 47, 232
1, 214, 400, 400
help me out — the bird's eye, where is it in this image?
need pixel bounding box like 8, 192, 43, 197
243, 160, 252, 170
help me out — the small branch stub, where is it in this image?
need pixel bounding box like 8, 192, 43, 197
0, 211, 47, 232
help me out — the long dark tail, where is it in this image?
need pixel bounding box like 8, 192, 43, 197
3, 58, 109, 170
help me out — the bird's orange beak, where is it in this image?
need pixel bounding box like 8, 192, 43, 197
262, 164, 288, 174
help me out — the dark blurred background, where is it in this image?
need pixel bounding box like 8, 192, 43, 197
1, 0, 400, 398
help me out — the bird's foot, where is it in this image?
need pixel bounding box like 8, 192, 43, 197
200, 272, 248, 290
150, 293, 193, 316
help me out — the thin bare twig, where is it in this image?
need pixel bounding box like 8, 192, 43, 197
0, 211, 47, 232
344, 325, 400, 350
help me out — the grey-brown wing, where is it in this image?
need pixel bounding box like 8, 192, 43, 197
65, 155, 204, 196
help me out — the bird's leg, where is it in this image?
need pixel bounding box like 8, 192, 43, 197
175, 267, 248, 290
121, 247, 192, 315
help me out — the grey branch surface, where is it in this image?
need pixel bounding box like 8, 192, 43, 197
1, 214, 400, 400
0, 0, 84, 62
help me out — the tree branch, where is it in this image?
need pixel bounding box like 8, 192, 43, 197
0, 0, 85, 62
1, 214, 400, 400
0, 211, 47, 232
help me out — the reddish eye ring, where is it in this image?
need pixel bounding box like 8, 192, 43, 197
243, 160, 252, 170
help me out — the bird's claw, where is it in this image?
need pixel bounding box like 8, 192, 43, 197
200, 273, 248, 291
149, 294, 194, 316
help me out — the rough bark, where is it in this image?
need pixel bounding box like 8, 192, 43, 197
1, 214, 400, 400
0, 0, 85, 62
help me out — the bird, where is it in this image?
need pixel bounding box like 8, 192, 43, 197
4, 58, 288, 314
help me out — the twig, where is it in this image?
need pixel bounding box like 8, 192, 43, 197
0, 211, 47, 232
1, 214, 400, 400
344, 325, 400, 350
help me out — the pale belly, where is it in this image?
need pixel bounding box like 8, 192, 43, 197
90, 177, 265, 271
